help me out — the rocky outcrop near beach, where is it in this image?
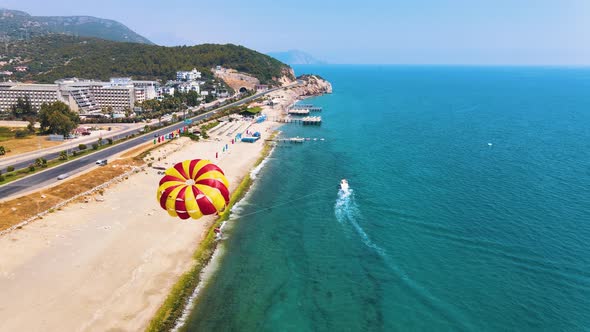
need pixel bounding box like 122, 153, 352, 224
276, 67, 296, 86
293, 74, 333, 96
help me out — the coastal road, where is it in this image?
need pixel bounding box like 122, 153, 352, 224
0, 85, 289, 200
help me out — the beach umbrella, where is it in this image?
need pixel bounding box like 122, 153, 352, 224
157, 159, 230, 220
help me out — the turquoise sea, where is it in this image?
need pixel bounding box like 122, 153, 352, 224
183, 66, 590, 331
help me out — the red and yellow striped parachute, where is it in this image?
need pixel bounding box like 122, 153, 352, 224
157, 159, 230, 220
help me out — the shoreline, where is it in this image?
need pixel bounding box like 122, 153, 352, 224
147, 133, 278, 331
170, 137, 278, 332
149, 76, 333, 330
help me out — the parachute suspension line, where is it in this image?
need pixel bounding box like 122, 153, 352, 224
233, 186, 337, 219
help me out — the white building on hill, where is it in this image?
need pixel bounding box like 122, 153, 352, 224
176, 68, 202, 81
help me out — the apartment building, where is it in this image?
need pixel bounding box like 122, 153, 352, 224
0, 83, 62, 111
176, 68, 202, 81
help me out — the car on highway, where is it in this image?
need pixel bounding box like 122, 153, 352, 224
57, 173, 70, 180
96, 159, 108, 166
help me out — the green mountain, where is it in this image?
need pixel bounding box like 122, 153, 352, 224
4, 35, 293, 85
0, 9, 152, 44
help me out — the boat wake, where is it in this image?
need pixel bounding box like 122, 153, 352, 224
334, 182, 471, 330
335, 186, 384, 255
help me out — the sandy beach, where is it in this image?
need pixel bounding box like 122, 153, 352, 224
0, 92, 292, 331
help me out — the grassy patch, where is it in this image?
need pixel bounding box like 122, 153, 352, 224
243, 106, 262, 114
200, 120, 219, 132
0, 127, 63, 153
145, 134, 276, 332
0, 127, 13, 141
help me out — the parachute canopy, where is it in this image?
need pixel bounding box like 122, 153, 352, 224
157, 159, 230, 220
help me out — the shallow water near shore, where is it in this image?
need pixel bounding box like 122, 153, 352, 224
183, 65, 590, 331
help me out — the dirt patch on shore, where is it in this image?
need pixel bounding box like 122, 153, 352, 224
0, 158, 142, 231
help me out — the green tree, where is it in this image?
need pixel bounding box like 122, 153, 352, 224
59, 151, 68, 160
38, 101, 80, 137
102, 106, 114, 119
0, 146, 5, 155
26, 119, 35, 133
186, 90, 200, 107
10, 96, 33, 119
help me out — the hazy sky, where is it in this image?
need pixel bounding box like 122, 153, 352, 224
1, 0, 589, 65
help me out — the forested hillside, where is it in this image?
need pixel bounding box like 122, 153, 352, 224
4, 35, 293, 84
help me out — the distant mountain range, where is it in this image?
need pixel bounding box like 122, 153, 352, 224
0, 8, 152, 44
267, 50, 326, 65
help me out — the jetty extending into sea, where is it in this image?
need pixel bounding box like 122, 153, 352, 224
289, 104, 322, 112
270, 116, 322, 125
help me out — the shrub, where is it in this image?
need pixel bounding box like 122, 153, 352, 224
0, 174, 4, 182
107, 138, 113, 145
79, 144, 87, 150
147, 162, 153, 167
0, 146, 5, 155
7, 166, 14, 172
28, 164, 35, 172
98, 138, 103, 146
34, 158, 43, 167
14, 130, 28, 138
72, 150, 78, 156
92, 143, 99, 150
59, 151, 68, 160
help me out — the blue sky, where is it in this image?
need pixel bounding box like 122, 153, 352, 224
1, 0, 589, 65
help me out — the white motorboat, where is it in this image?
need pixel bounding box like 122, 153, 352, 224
340, 179, 349, 191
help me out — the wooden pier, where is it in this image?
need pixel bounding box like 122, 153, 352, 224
270, 116, 322, 125
290, 104, 322, 112
268, 137, 326, 143
288, 109, 310, 115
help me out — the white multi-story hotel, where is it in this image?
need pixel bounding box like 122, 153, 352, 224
176, 81, 200, 94
0, 78, 160, 115
157, 86, 175, 100
0, 83, 61, 111
176, 68, 202, 81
